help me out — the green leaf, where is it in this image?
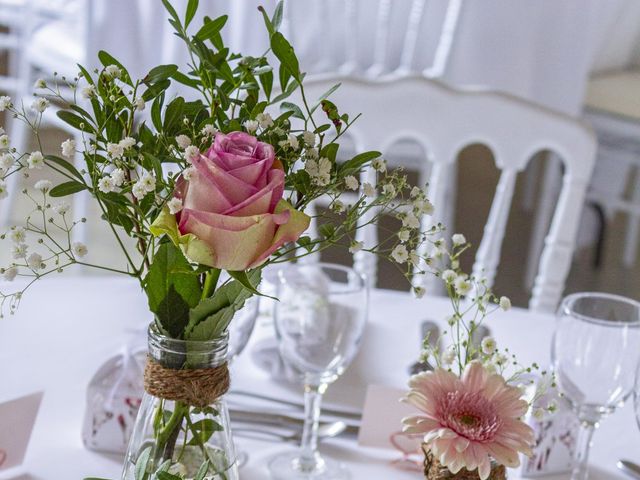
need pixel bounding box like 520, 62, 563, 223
185, 0, 199, 27
227, 270, 263, 296
185, 269, 261, 340
271, 1, 284, 31
76, 64, 95, 85
98, 50, 133, 86
161, 0, 181, 24
271, 79, 299, 104
142, 79, 171, 102
49, 181, 87, 197
144, 243, 202, 338
339, 150, 382, 176
319, 223, 336, 239
57, 111, 94, 133
280, 101, 304, 120
45, 155, 84, 182
187, 418, 223, 446
257, 6, 275, 37
195, 15, 228, 42
144, 64, 178, 84
310, 82, 341, 114
271, 32, 301, 83
171, 71, 201, 88
163, 97, 185, 133
194, 461, 210, 480
135, 446, 152, 480
259, 69, 274, 100
156, 473, 182, 480
321, 143, 339, 163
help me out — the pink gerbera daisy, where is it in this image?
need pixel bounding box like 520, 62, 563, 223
403, 361, 534, 479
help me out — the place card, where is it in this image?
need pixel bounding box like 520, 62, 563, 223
0, 392, 43, 471
358, 385, 420, 450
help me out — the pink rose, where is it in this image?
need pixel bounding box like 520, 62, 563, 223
173, 131, 309, 271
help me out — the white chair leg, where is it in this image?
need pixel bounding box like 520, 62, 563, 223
521, 154, 542, 212
524, 153, 563, 290
623, 170, 640, 268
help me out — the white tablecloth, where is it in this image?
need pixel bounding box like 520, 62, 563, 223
0, 276, 638, 479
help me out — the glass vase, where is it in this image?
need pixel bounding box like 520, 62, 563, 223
122, 325, 239, 480
423, 446, 506, 480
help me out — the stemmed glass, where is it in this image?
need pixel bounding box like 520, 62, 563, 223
227, 295, 260, 361
268, 263, 368, 480
552, 292, 640, 480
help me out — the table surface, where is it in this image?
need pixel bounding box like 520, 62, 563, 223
0, 276, 638, 480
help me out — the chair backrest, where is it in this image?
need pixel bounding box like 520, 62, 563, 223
300, 76, 597, 312
280, 0, 465, 78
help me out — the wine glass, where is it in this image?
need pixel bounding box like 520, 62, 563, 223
268, 263, 368, 480
552, 292, 640, 480
227, 295, 260, 361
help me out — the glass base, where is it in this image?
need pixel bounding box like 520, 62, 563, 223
268, 451, 350, 480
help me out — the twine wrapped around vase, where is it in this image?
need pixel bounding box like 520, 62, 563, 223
143, 357, 230, 408
423, 445, 507, 480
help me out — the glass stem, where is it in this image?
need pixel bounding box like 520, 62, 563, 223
298, 383, 327, 472
571, 420, 597, 480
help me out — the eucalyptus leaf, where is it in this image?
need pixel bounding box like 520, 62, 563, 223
134, 446, 152, 480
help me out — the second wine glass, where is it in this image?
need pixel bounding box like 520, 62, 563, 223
268, 263, 368, 480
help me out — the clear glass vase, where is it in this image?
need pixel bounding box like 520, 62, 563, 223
122, 325, 239, 480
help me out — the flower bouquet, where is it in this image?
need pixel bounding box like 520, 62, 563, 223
0, 1, 447, 478
402, 245, 554, 480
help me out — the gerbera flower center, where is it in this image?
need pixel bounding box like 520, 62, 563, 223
438, 391, 502, 442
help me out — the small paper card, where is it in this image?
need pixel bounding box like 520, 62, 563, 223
358, 385, 420, 450
0, 392, 43, 470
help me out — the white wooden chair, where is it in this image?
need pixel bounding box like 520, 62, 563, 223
299, 76, 596, 312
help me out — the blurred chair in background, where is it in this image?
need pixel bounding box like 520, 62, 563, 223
297, 77, 596, 312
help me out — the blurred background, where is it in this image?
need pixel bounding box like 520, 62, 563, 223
1, 0, 640, 307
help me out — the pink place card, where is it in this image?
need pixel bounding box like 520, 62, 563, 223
358, 385, 420, 450
0, 392, 43, 471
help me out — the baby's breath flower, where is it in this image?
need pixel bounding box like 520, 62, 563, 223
454, 276, 471, 295
110, 168, 125, 187
243, 120, 258, 133
81, 85, 96, 99
98, 176, 115, 194
184, 145, 200, 164
61, 139, 76, 158
175, 134, 191, 149
398, 229, 410, 242
119, 137, 136, 150
302, 131, 315, 146
9, 227, 25, 244
441, 345, 456, 365
349, 241, 363, 254
382, 183, 396, 197
201, 124, 216, 137
104, 65, 122, 80
27, 252, 43, 270
107, 143, 124, 159
132, 182, 147, 200
31, 97, 50, 113
414, 198, 434, 215
481, 337, 497, 355
391, 244, 409, 264
72, 242, 88, 258
401, 212, 420, 229
256, 113, 273, 129
306, 147, 318, 159
0, 96, 12, 112
34, 78, 46, 89
0, 179, 7, 199
499, 296, 511, 311
344, 175, 359, 191
168, 197, 183, 215
135, 98, 145, 111
183, 166, 195, 181
140, 172, 156, 193
372, 157, 386, 173
332, 200, 345, 213
27, 151, 44, 169
34, 179, 52, 193
452, 233, 467, 246
409, 251, 421, 267
53, 202, 70, 215
306, 157, 331, 186
0, 153, 13, 170
413, 286, 426, 299
410, 186, 423, 198
362, 182, 376, 197
0, 134, 9, 148
2, 266, 17, 282
442, 269, 457, 283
